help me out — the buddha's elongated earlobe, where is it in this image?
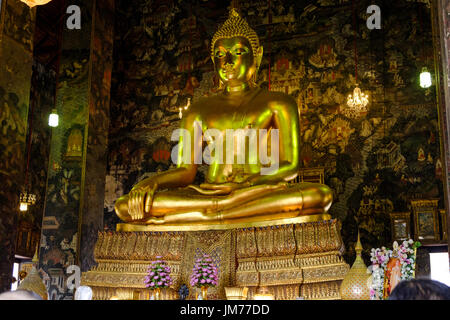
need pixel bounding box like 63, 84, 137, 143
256, 46, 263, 72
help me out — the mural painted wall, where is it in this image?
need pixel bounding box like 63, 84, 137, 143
14, 60, 56, 259
105, 0, 443, 264
38, 0, 114, 299
79, 0, 114, 273
39, 44, 91, 300
0, 0, 35, 293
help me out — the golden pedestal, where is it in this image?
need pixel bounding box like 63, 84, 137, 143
81, 219, 349, 300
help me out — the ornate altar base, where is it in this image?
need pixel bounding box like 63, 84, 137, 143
81, 219, 349, 300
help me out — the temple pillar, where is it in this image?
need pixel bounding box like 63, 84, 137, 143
0, 1, 35, 293
436, 0, 450, 259
39, 0, 114, 299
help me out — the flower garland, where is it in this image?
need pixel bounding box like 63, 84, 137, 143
369, 239, 421, 300
398, 240, 420, 280
369, 246, 391, 299
190, 254, 218, 288
144, 256, 173, 290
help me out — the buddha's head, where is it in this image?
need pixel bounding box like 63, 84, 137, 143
211, 8, 263, 91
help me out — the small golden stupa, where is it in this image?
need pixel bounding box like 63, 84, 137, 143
340, 231, 371, 300
18, 247, 48, 300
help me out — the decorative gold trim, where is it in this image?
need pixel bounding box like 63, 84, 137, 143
117, 213, 331, 232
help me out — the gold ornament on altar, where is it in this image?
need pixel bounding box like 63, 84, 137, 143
20, 0, 52, 8
340, 231, 370, 300
200, 286, 208, 300
345, 86, 369, 118
114, 5, 333, 231
81, 220, 349, 300
17, 247, 48, 300
225, 287, 248, 300
253, 286, 274, 300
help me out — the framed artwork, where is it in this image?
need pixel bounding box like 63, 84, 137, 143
411, 200, 440, 243
439, 209, 447, 241
389, 212, 411, 242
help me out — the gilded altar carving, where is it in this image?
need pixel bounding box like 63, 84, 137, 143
82, 219, 348, 300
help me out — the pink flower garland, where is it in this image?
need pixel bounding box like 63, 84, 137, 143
145, 256, 173, 289
190, 254, 219, 288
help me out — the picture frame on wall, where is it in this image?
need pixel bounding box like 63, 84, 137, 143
389, 212, 411, 242
411, 200, 440, 243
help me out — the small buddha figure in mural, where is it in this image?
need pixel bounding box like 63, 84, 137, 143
383, 241, 402, 299
65, 128, 83, 160
114, 8, 333, 228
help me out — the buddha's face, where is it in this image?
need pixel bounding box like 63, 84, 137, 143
213, 36, 256, 89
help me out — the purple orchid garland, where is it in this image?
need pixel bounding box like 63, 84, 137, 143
144, 256, 173, 289
189, 254, 219, 288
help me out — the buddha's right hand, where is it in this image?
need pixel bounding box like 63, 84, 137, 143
128, 180, 158, 221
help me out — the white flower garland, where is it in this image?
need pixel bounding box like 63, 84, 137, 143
369, 239, 421, 300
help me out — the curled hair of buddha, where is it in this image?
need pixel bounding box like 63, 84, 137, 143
211, 8, 260, 62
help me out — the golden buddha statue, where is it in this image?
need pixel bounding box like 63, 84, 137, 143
115, 8, 333, 231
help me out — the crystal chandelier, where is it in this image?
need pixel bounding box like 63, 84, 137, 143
345, 86, 369, 118
345, 0, 369, 119
19, 191, 36, 212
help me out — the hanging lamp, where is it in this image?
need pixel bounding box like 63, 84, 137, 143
420, 67, 432, 88
418, 5, 432, 89
48, 109, 59, 127
19, 192, 36, 212
20, 88, 38, 212
345, 0, 369, 118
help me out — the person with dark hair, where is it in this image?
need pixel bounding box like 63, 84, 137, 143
389, 279, 450, 300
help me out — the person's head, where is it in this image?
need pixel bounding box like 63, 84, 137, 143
74, 286, 93, 300
211, 8, 263, 91
0, 289, 42, 300
389, 279, 450, 300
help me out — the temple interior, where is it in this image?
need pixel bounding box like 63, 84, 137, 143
0, 0, 450, 301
